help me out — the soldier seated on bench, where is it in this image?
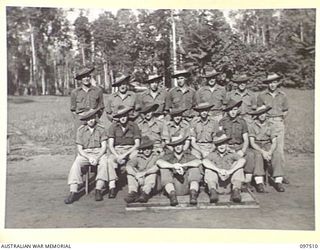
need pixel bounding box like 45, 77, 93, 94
64, 108, 117, 204
203, 131, 246, 203
156, 133, 202, 206
124, 136, 160, 204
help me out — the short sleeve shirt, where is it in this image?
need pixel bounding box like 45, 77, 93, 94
226, 90, 257, 114
248, 120, 277, 142
160, 151, 197, 164
138, 118, 163, 145
166, 87, 196, 116
105, 91, 136, 115
161, 120, 191, 142
195, 85, 226, 109
127, 153, 159, 172
70, 86, 104, 114
257, 90, 288, 117
219, 116, 248, 145
108, 121, 141, 146
138, 89, 168, 113
206, 151, 241, 170
76, 124, 107, 149
190, 117, 219, 143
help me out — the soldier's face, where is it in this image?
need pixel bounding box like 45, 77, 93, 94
119, 115, 128, 124
258, 113, 267, 122
173, 115, 182, 124
119, 83, 128, 93
238, 83, 247, 91
200, 110, 209, 119
268, 81, 279, 92
177, 76, 186, 87
142, 148, 153, 157
228, 106, 239, 118
150, 81, 159, 91
86, 116, 97, 127
81, 75, 91, 86
174, 143, 184, 154
208, 78, 217, 87
217, 143, 227, 153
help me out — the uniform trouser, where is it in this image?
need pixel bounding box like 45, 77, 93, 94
228, 145, 261, 175
204, 168, 244, 191
107, 145, 138, 171
253, 142, 284, 177
191, 143, 215, 159
67, 149, 117, 188
269, 119, 286, 174
127, 173, 157, 194
160, 167, 202, 187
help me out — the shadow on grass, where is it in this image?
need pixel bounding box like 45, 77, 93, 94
8, 97, 35, 104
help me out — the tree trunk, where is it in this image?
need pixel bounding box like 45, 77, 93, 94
41, 68, 46, 95
300, 22, 304, 42
29, 21, 37, 88
81, 43, 86, 66
53, 58, 58, 95
262, 25, 266, 46
103, 62, 108, 91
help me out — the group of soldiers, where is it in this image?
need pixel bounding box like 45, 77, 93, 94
65, 66, 289, 206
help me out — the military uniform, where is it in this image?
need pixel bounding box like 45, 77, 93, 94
138, 118, 164, 153
161, 119, 191, 144
105, 91, 137, 117
138, 88, 168, 114
166, 87, 196, 118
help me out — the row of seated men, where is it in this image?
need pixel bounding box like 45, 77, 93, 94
64, 96, 286, 206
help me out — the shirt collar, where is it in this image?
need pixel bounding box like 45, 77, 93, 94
176, 87, 190, 93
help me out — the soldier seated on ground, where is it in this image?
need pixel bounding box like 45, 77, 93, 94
156, 133, 202, 206
202, 131, 246, 203
248, 105, 285, 193
107, 105, 141, 198
64, 109, 117, 204
124, 136, 160, 204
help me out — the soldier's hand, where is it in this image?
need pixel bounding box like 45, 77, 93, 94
237, 150, 244, 157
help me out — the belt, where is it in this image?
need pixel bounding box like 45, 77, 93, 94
255, 140, 270, 145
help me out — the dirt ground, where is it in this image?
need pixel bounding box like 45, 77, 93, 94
5, 151, 314, 230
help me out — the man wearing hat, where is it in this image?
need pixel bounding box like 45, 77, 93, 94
124, 136, 160, 203
64, 108, 117, 204
70, 67, 104, 132
162, 107, 191, 152
248, 105, 285, 192
195, 69, 227, 122
203, 131, 246, 203
166, 69, 196, 119
138, 74, 168, 116
137, 103, 164, 155
107, 104, 141, 198
105, 74, 137, 123
190, 102, 219, 159
257, 72, 289, 184
219, 98, 255, 192
227, 74, 257, 124
156, 133, 202, 206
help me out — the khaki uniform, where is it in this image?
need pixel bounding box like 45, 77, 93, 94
138, 89, 168, 114
161, 120, 191, 143
138, 118, 164, 154
166, 87, 196, 117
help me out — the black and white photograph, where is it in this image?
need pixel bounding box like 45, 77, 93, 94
5, 5, 315, 231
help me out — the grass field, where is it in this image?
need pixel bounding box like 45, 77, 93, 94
7, 88, 314, 156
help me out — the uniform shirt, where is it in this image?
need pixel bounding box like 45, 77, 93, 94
195, 85, 226, 110
226, 89, 257, 115
127, 152, 159, 172
138, 118, 163, 145
161, 120, 191, 142
248, 120, 277, 142
161, 151, 197, 164
166, 87, 196, 116
190, 117, 219, 143
138, 89, 168, 113
206, 150, 241, 170
219, 116, 248, 145
105, 91, 136, 115
257, 89, 288, 117
70, 86, 104, 114
108, 121, 141, 146
76, 124, 107, 149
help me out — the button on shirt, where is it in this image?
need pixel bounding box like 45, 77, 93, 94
226, 90, 257, 115
108, 121, 141, 146
76, 124, 107, 149
195, 85, 226, 110
166, 87, 196, 116
105, 91, 136, 115
138, 89, 168, 113
257, 90, 288, 117
127, 153, 159, 172
206, 151, 241, 170
219, 116, 248, 145
70, 86, 104, 114
190, 117, 219, 143
161, 151, 197, 164
162, 120, 191, 142
248, 120, 276, 142
138, 118, 163, 145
